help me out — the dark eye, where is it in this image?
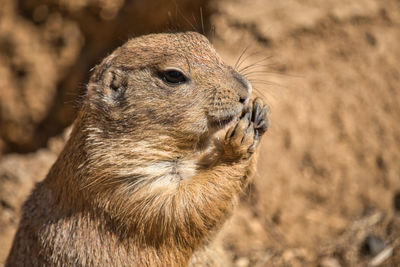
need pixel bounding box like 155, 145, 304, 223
162, 70, 187, 84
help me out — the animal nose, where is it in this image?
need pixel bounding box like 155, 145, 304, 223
232, 71, 252, 104
239, 93, 248, 104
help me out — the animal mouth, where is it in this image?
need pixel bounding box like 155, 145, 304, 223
208, 106, 243, 130
209, 114, 236, 129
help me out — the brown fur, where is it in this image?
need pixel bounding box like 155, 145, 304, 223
6, 32, 269, 266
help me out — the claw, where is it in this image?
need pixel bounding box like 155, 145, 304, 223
256, 120, 268, 133
225, 124, 236, 140
252, 100, 261, 123
256, 108, 268, 124
254, 130, 259, 141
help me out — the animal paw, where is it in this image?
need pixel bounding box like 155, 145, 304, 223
248, 97, 269, 153
223, 98, 269, 160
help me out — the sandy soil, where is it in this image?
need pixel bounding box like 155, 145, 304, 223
1, 0, 399, 266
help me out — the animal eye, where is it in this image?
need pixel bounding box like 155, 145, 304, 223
162, 70, 187, 84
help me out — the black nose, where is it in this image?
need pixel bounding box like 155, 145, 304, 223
232, 71, 252, 104
239, 94, 247, 104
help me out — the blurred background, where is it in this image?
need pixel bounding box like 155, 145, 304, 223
1, 0, 400, 266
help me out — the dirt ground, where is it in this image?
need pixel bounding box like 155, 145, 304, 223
1, 0, 400, 266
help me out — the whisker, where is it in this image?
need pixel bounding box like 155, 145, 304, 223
242, 70, 282, 76
200, 7, 205, 35
240, 63, 276, 70
239, 63, 280, 75
244, 71, 301, 79
192, 14, 199, 31
209, 24, 215, 39
234, 45, 251, 70
237, 50, 265, 70
252, 87, 268, 98
239, 55, 273, 73
175, 3, 198, 32
249, 77, 287, 104
248, 79, 286, 89
251, 88, 274, 108
253, 85, 282, 107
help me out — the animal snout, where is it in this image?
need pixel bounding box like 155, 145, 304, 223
232, 71, 252, 105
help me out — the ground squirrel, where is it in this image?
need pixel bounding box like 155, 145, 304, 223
6, 32, 269, 266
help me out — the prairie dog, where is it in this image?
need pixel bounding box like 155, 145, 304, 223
6, 32, 269, 266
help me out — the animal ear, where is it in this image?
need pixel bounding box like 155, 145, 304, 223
86, 59, 128, 103
102, 68, 128, 99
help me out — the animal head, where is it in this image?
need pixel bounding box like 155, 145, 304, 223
83, 32, 251, 145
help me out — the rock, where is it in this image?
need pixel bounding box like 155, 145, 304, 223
361, 235, 386, 257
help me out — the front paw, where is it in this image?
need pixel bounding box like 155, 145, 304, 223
223, 98, 269, 159
248, 97, 269, 153
251, 97, 269, 137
